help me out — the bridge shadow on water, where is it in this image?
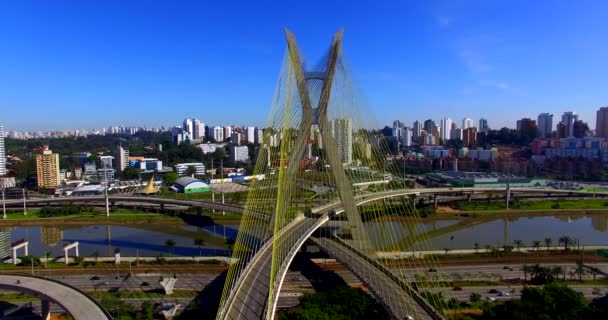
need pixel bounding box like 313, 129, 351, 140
177, 271, 227, 320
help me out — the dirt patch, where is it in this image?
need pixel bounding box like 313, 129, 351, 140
436, 206, 458, 213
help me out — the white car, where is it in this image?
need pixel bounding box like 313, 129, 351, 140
499, 292, 511, 296
486, 297, 496, 302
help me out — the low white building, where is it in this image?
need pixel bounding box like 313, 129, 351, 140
174, 163, 206, 176
231, 146, 249, 162
199, 143, 226, 154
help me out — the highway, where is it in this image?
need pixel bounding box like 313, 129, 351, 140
0, 274, 111, 320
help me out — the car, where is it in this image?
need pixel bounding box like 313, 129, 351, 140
141, 282, 150, 287
485, 297, 496, 302
405, 316, 414, 320
90, 276, 100, 281
488, 289, 499, 294
428, 268, 437, 272
499, 292, 511, 296
452, 286, 463, 291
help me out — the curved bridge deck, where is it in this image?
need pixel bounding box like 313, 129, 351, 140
0, 274, 112, 320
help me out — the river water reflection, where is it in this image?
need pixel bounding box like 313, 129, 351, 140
367, 214, 608, 250
0, 214, 606, 258
0, 224, 238, 258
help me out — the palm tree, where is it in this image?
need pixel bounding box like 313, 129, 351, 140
473, 242, 480, 254
45, 251, 52, 268
513, 240, 524, 252
165, 239, 176, 256
91, 250, 100, 265
574, 262, 587, 281
521, 264, 532, 282
194, 238, 205, 257
558, 235, 573, 251
533, 240, 541, 253
484, 244, 491, 255
544, 237, 553, 251
444, 248, 450, 255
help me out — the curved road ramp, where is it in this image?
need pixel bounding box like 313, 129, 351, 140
0, 274, 112, 320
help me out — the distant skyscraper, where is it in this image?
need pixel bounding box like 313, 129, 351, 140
537, 113, 553, 139
450, 128, 463, 140
462, 118, 474, 129
478, 118, 489, 132
596, 107, 608, 138
560, 111, 578, 138
0, 125, 5, 176
440, 117, 453, 141
423, 119, 438, 137
35, 146, 61, 188
412, 121, 422, 143
223, 126, 232, 140
331, 118, 353, 165
183, 119, 194, 137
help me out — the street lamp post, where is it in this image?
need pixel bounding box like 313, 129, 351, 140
103, 163, 110, 217
22, 188, 27, 216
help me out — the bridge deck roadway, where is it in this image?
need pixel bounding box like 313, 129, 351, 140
311, 237, 433, 320
224, 218, 318, 320
0, 274, 111, 320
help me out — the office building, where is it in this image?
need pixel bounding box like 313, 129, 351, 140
128, 157, 163, 171
560, 111, 578, 138
174, 162, 206, 177
100, 156, 113, 169
450, 128, 463, 141
462, 118, 474, 129
231, 132, 242, 145
331, 118, 353, 165
114, 145, 129, 172
97, 168, 115, 184
440, 117, 453, 141
463, 127, 477, 146
230, 146, 250, 162
35, 146, 61, 188
478, 118, 489, 132
596, 107, 608, 138
183, 118, 194, 138
412, 120, 422, 143
537, 113, 553, 139
199, 143, 226, 154
573, 120, 588, 138
516, 118, 537, 132
0, 125, 5, 176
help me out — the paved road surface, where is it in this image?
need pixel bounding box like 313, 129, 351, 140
0, 275, 110, 320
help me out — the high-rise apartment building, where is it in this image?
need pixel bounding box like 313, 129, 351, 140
331, 118, 353, 165
35, 146, 61, 188
223, 126, 232, 140
440, 117, 453, 141
246, 127, 258, 144
212, 126, 224, 142
560, 112, 578, 138
462, 118, 474, 129
516, 118, 537, 132
450, 128, 463, 140
596, 107, 608, 138
0, 125, 5, 176
537, 113, 553, 139
402, 128, 412, 147
478, 118, 489, 132
463, 127, 477, 146
193, 119, 205, 139
114, 144, 129, 172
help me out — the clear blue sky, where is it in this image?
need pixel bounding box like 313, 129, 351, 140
1, 0, 607, 131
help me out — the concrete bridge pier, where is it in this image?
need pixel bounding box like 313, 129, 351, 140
11, 241, 29, 265
41, 299, 51, 320
433, 195, 438, 208
63, 242, 79, 264
160, 203, 165, 213
467, 193, 472, 202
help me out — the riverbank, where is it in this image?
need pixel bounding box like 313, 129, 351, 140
0, 208, 241, 227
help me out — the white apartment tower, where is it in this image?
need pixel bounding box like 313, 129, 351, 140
0, 125, 5, 176
114, 144, 129, 172
193, 119, 204, 139
331, 118, 353, 165
440, 117, 453, 141
462, 118, 474, 129
212, 126, 224, 142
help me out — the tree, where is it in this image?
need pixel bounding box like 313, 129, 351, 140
44, 251, 52, 268
574, 262, 587, 281
513, 239, 524, 252
533, 240, 541, 253
558, 235, 573, 251
544, 237, 553, 251
469, 292, 482, 303
473, 242, 480, 254
122, 167, 141, 180
194, 238, 205, 257
484, 244, 491, 254
91, 250, 100, 265
141, 301, 155, 320
186, 165, 198, 177
165, 239, 176, 256
522, 264, 532, 282
163, 172, 179, 185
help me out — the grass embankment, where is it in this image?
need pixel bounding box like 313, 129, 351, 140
455, 199, 608, 212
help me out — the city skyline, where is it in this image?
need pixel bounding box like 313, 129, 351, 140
1, 1, 607, 131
